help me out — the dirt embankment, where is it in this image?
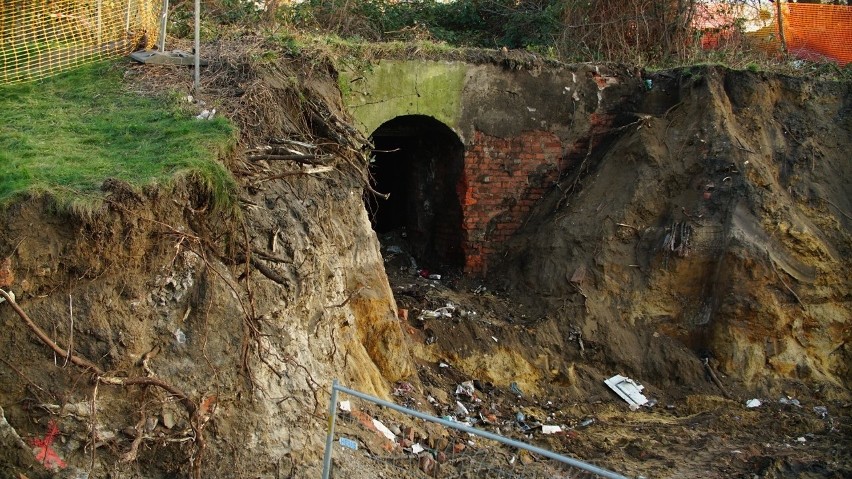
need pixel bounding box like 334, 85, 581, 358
0, 55, 413, 478
0, 51, 850, 479
492, 66, 852, 396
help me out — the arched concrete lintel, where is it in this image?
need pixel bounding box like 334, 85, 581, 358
340, 60, 468, 142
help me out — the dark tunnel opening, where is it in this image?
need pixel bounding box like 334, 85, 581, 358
367, 115, 465, 271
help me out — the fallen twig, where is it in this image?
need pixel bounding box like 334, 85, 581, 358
702, 358, 733, 400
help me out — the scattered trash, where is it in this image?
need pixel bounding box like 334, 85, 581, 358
386, 245, 404, 255
796, 436, 807, 443
393, 382, 414, 397
173, 328, 187, 345
456, 381, 475, 398
372, 418, 396, 441
411, 443, 424, 454
745, 399, 762, 408
515, 411, 526, 422
578, 418, 595, 428
455, 401, 469, 417
510, 382, 523, 397
425, 329, 436, 345
439, 362, 450, 368
429, 274, 442, 280
195, 108, 216, 120
417, 269, 442, 280
541, 425, 562, 434
813, 406, 828, 418
779, 397, 801, 407
473, 285, 487, 295
605, 375, 649, 409
644, 79, 653, 90
419, 304, 455, 320
339, 400, 351, 413
339, 437, 358, 450
491, 336, 498, 343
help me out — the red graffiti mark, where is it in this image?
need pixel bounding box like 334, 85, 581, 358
30, 420, 66, 470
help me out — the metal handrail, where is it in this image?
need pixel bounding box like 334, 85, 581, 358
322, 379, 634, 479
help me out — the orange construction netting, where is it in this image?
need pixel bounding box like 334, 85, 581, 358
783, 3, 852, 66
0, 0, 159, 85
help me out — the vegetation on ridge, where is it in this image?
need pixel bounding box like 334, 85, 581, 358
0, 61, 237, 213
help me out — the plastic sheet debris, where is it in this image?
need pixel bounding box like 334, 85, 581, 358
195, 108, 216, 120
411, 443, 424, 454
510, 382, 523, 397
393, 382, 414, 397
455, 401, 470, 417
419, 304, 455, 320
173, 328, 187, 345
455, 381, 475, 398
541, 425, 562, 434
372, 418, 396, 441
604, 375, 648, 409
796, 436, 807, 443
339, 400, 351, 413
813, 406, 828, 418
339, 437, 358, 450
779, 397, 801, 407
745, 398, 762, 408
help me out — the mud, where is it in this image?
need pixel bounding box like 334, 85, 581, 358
0, 50, 850, 479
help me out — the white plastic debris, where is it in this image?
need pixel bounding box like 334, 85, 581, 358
456, 381, 475, 398
605, 375, 649, 409
746, 399, 762, 408
411, 443, 424, 454
195, 108, 216, 120
372, 418, 396, 441
491, 336, 498, 343
174, 328, 187, 345
339, 400, 351, 413
541, 425, 562, 434
779, 397, 801, 407
796, 437, 807, 443
455, 401, 470, 417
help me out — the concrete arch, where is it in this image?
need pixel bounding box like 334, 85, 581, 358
367, 115, 465, 270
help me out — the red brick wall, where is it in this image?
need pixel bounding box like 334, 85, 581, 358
459, 130, 565, 275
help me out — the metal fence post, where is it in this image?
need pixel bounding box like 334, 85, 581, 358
193, 0, 200, 91
158, 0, 169, 52
321, 379, 339, 479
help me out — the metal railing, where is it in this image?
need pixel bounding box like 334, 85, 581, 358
322, 379, 634, 479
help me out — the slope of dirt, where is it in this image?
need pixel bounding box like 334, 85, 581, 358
0, 46, 849, 479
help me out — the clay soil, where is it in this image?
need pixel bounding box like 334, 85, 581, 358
0, 48, 850, 479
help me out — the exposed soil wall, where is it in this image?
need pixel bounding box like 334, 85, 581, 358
495, 66, 852, 393
0, 51, 849, 479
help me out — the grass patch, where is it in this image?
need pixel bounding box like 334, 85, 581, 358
0, 61, 238, 213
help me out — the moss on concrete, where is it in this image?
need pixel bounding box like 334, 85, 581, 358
341, 60, 467, 136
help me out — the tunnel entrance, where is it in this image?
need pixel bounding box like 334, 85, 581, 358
367, 115, 465, 270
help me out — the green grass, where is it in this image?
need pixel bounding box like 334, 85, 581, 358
0, 61, 238, 213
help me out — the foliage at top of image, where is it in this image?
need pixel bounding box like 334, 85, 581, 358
0, 61, 238, 214
178, 0, 851, 78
